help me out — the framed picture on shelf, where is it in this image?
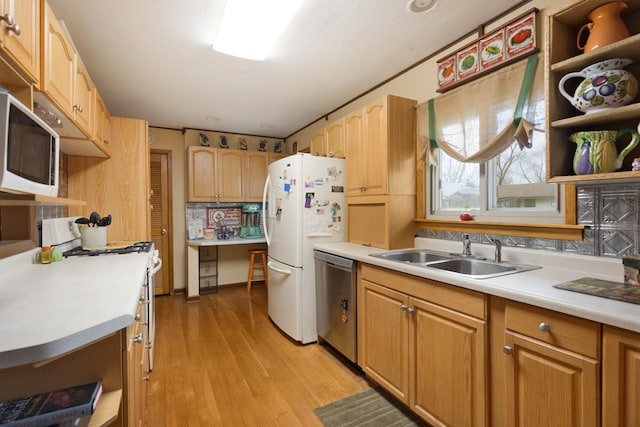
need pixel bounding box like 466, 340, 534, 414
437, 55, 456, 90
457, 43, 479, 81
506, 10, 536, 59
479, 29, 505, 71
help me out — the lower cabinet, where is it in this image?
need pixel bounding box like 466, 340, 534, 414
358, 263, 486, 426
125, 288, 148, 427
490, 297, 600, 427
602, 325, 640, 426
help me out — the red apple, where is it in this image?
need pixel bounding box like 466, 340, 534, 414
459, 213, 473, 221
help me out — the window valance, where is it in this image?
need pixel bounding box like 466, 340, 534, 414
418, 54, 544, 164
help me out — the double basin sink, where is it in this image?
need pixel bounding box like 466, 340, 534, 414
370, 249, 540, 279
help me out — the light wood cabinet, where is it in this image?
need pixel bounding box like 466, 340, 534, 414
125, 289, 147, 427
358, 264, 486, 426
602, 325, 640, 426
244, 151, 268, 202
188, 147, 273, 202
310, 118, 346, 158
93, 90, 112, 156
346, 95, 416, 249
72, 54, 94, 137
268, 152, 287, 164
0, 0, 39, 83
546, 0, 640, 184
490, 297, 600, 427
68, 117, 151, 241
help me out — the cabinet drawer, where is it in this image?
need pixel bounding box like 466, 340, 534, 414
199, 247, 217, 260
505, 301, 600, 358
199, 261, 217, 276
199, 277, 217, 288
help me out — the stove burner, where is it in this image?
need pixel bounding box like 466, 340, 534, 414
63, 241, 153, 257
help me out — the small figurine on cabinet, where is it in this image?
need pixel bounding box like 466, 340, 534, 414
274, 141, 282, 153
238, 137, 248, 150
199, 133, 210, 147
259, 139, 267, 152
220, 135, 229, 149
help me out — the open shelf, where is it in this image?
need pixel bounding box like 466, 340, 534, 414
88, 389, 122, 427
0, 193, 86, 206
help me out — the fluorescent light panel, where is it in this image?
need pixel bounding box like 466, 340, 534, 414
213, 0, 303, 61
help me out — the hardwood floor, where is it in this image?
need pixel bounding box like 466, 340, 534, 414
145, 285, 370, 426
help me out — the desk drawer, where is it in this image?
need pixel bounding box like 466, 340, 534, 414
199, 261, 217, 276
505, 301, 600, 358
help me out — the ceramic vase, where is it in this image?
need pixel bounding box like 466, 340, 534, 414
570, 129, 639, 175
577, 1, 630, 53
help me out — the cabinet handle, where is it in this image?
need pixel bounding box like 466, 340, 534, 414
134, 313, 141, 321
0, 13, 14, 26
1, 14, 20, 36
503, 345, 513, 354
73, 104, 84, 113
406, 307, 415, 315
538, 322, 550, 332
104, 139, 110, 144
400, 304, 408, 312
133, 333, 144, 343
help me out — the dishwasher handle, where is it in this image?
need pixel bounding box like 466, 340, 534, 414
314, 250, 355, 273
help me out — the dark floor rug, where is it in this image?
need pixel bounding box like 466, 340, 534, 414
313, 387, 429, 427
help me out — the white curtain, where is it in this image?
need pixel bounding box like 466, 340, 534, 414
418, 54, 544, 165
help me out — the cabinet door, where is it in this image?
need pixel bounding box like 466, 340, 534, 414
187, 146, 217, 201
359, 279, 410, 403
310, 130, 325, 156
410, 297, 486, 427
325, 118, 345, 158
0, 0, 39, 83
42, 1, 75, 117
603, 326, 640, 427
94, 91, 111, 156
503, 331, 599, 427
73, 56, 93, 136
217, 149, 243, 201
244, 151, 268, 201
362, 98, 388, 195
345, 110, 365, 196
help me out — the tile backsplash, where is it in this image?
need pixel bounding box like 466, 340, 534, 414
418, 184, 640, 258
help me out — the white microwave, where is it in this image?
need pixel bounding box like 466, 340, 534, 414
0, 91, 59, 197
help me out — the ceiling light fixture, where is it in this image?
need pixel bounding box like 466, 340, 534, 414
213, 0, 304, 61
408, 0, 437, 14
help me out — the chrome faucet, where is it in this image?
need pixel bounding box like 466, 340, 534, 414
491, 239, 502, 263
462, 234, 472, 256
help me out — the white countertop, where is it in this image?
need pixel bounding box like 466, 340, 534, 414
0, 249, 149, 369
314, 238, 640, 333
188, 237, 266, 246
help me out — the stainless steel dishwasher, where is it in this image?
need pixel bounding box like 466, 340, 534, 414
314, 250, 357, 363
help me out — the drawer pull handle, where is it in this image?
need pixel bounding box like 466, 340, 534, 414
406, 307, 415, 315
134, 313, 141, 321
400, 304, 408, 312
503, 345, 513, 354
133, 332, 144, 343
539, 322, 550, 332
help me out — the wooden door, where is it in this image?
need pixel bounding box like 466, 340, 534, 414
1, 0, 39, 83
503, 331, 599, 427
358, 279, 410, 403
150, 151, 172, 295
217, 149, 243, 201
325, 118, 345, 158
603, 325, 640, 427
244, 151, 268, 201
410, 297, 486, 427
363, 98, 389, 195
187, 146, 217, 201
345, 110, 365, 196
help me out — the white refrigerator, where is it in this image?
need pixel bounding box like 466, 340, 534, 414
262, 153, 346, 344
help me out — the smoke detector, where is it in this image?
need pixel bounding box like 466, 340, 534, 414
408, 0, 437, 13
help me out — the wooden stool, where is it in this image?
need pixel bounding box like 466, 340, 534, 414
247, 249, 268, 293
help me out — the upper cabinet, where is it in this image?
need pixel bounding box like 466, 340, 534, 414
0, 0, 40, 84
35, 0, 107, 158
243, 151, 268, 202
546, 0, 640, 184
94, 90, 112, 156
310, 117, 346, 158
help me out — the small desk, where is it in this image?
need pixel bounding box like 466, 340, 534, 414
187, 237, 267, 299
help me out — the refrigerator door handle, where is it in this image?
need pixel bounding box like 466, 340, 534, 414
268, 261, 293, 275
262, 174, 272, 246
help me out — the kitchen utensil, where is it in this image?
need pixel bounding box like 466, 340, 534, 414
89, 211, 101, 226
558, 58, 638, 114
570, 129, 640, 174
577, 1, 629, 53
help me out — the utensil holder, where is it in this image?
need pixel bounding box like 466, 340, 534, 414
81, 226, 107, 249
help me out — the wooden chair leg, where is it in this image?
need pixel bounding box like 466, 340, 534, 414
247, 253, 255, 293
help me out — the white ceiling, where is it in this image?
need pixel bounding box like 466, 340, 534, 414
47, 0, 525, 138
